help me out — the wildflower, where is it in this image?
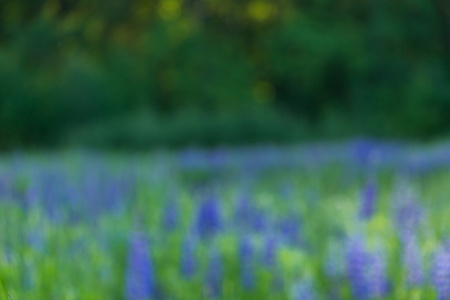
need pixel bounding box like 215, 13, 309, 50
234, 194, 253, 229
433, 243, 450, 300
263, 234, 278, 267
278, 216, 301, 246
162, 197, 179, 232
394, 187, 423, 237
125, 232, 155, 300
291, 279, 317, 300
359, 182, 377, 220
403, 235, 423, 287
205, 248, 223, 298
179, 237, 196, 278
196, 195, 222, 239
367, 251, 389, 298
346, 236, 370, 299
251, 209, 269, 233
239, 236, 254, 289
353, 139, 376, 168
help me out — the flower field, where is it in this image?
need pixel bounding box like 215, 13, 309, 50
1, 140, 450, 299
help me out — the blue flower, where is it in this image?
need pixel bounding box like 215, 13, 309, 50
205, 248, 223, 298
162, 197, 179, 232
125, 232, 155, 300
239, 236, 254, 289
196, 195, 222, 239
367, 251, 389, 298
263, 234, 278, 268
346, 236, 370, 300
352, 139, 376, 168
359, 182, 377, 220
433, 243, 450, 300
278, 216, 301, 246
179, 237, 196, 278
234, 194, 253, 229
251, 209, 269, 233
347, 235, 390, 300
403, 235, 423, 287
394, 191, 423, 237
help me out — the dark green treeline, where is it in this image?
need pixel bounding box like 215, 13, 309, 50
0, 0, 449, 149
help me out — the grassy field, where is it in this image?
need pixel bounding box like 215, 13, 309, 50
1, 141, 450, 299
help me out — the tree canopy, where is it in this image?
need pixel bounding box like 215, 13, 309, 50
0, 0, 449, 148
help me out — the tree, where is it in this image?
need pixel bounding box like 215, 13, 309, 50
432, 0, 450, 71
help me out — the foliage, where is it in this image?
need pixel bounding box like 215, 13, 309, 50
0, 0, 449, 148
65, 108, 306, 149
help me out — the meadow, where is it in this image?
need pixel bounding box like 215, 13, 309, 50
1, 140, 450, 299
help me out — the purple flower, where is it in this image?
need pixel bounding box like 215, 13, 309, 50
263, 234, 278, 267
233, 192, 269, 233
22, 180, 40, 208
251, 209, 269, 233
0, 176, 6, 199
196, 195, 222, 239
205, 248, 223, 298
352, 139, 376, 169
180, 237, 196, 278
162, 197, 179, 232
403, 235, 423, 287
278, 216, 301, 246
234, 194, 253, 228
347, 236, 390, 299
125, 232, 155, 300
359, 182, 377, 220
394, 193, 423, 237
433, 243, 450, 300
239, 236, 254, 289
346, 236, 370, 299
366, 251, 389, 298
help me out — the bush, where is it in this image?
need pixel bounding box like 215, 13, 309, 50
65, 108, 308, 150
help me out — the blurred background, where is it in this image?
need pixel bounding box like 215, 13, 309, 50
0, 0, 449, 150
